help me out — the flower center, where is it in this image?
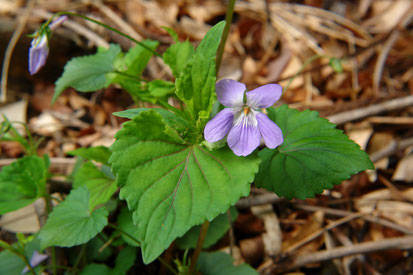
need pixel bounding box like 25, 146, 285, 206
243, 107, 250, 115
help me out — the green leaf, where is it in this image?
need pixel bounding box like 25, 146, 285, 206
112, 246, 137, 275
0, 155, 48, 214
86, 237, 112, 262
81, 264, 111, 275
119, 40, 159, 76
109, 110, 260, 263
175, 21, 225, 124
114, 107, 194, 144
197, 252, 258, 275
117, 207, 140, 246
39, 186, 108, 249
163, 41, 194, 77
73, 161, 117, 210
68, 146, 112, 165
53, 44, 122, 103
329, 57, 343, 73
111, 40, 159, 96
0, 236, 43, 275
176, 206, 238, 249
148, 80, 175, 97
255, 105, 374, 199
162, 26, 179, 42
80, 246, 136, 275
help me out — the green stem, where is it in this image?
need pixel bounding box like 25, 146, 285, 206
40, 265, 76, 273
158, 257, 178, 275
49, 12, 161, 57
113, 70, 144, 82
20, 254, 36, 275
43, 195, 57, 275
107, 223, 141, 246
51, 246, 57, 275
282, 54, 324, 95
1, 243, 36, 275
216, 0, 236, 75
189, 221, 210, 274
72, 244, 86, 272
108, 223, 178, 274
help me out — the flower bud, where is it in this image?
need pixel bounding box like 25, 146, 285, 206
28, 15, 67, 75
29, 33, 49, 75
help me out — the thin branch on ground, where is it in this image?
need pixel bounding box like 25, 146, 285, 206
263, 235, 413, 274
1, 0, 36, 103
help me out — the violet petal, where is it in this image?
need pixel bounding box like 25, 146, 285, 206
216, 79, 246, 107
227, 119, 261, 156
246, 84, 282, 109
204, 108, 234, 143
29, 35, 49, 75
256, 112, 283, 149
22, 251, 48, 274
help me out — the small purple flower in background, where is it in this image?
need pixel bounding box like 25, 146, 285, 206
21, 251, 48, 274
204, 79, 283, 156
29, 15, 68, 75
29, 34, 49, 75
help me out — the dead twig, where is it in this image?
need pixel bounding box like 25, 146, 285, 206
296, 204, 413, 235
327, 95, 413, 125
236, 193, 283, 209
283, 212, 366, 255
1, 0, 36, 103
264, 235, 413, 274
90, 0, 143, 42
373, 30, 400, 93
370, 136, 413, 163
0, 157, 76, 168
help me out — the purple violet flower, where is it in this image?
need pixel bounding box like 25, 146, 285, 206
21, 251, 48, 274
29, 16, 68, 75
29, 34, 49, 75
204, 79, 283, 156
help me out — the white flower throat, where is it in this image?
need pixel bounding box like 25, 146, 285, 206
233, 106, 258, 127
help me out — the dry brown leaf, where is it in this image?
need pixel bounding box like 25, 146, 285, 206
393, 154, 413, 182
180, 16, 210, 40
345, 121, 374, 150
29, 112, 64, 136
0, 198, 45, 233
186, 0, 225, 23
282, 211, 324, 255
278, 56, 304, 89
367, 132, 394, 169
355, 188, 413, 228
0, 99, 27, 135
251, 204, 282, 258
363, 0, 413, 33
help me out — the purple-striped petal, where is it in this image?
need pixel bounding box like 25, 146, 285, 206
246, 84, 282, 109
227, 119, 261, 156
204, 108, 234, 143
29, 35, 49, 75
256, 112, 283, 149
216, 79, 246, 107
